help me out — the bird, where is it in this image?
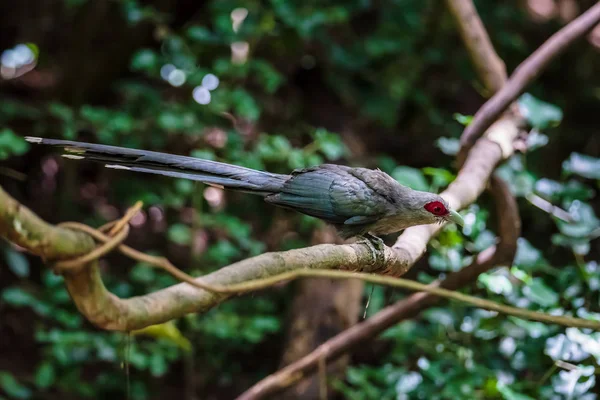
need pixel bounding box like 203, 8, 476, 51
25, 136, 464, 252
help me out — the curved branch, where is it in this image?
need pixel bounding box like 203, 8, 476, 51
460, 2, 600, 152
446, 0, 507, 93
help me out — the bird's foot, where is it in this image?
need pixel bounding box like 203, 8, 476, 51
357, 233, 386, 267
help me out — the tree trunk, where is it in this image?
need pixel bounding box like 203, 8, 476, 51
278, 277, 364, 399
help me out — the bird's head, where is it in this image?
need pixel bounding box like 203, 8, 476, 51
404, 191, 464, 228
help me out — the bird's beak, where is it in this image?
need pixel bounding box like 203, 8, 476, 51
447, 209, 464, 227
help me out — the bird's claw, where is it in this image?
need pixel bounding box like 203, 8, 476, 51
357, 233, 385, 267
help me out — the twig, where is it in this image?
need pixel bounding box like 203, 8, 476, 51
460, 2, 600, 153
109, 201, 143, 236
54, 223, 129, 274
0, 166, 27, 181
318, 356, 328, 400
526, 193, 573, 222
59, 222, 229, 293
214, 269, 600, 330
52, 201, 143, 274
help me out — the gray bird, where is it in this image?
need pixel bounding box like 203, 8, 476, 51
25, 137, 464, 249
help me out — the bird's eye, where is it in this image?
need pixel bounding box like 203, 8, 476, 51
424, 201, 448, 216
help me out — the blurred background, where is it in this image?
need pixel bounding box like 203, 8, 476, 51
1, 0, 600, 399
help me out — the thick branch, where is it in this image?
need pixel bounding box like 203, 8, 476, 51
460, 2, 600, 152
0, 185, 384, 330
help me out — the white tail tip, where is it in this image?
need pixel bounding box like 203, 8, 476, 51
105, 164, 131, 170
25, 136, 43, 143
62, 154, 85, 160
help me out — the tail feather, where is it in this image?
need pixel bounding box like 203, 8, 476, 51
26, 137, 289, 195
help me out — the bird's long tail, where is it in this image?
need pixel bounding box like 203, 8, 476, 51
25, 137, 289, 196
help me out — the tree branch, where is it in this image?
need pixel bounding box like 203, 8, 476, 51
445, 0, 507, 93
459, 2, 600, 153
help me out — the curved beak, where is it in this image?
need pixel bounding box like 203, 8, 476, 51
447, 209, 464, 227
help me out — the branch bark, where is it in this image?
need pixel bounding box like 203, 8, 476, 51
446, 0, 507, 93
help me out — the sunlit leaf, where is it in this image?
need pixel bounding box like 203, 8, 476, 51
563, 152, 600, 180
3, 247, 29, 278
523, 278, 558, 307
518, 93, 563, 129
392, 166, 428, 191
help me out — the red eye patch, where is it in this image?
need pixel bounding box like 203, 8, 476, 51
424, 201, 448, 216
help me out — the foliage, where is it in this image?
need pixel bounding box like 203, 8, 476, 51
1, 0, 599, 399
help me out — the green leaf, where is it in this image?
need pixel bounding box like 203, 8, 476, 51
0, 129, 29, 160
479, 273, 513, 295
435, 137, 460, 156
513, 238, 548, 271
167, 224, 191, 245
498, 383, 535, 400
3, 248, 29, 278
47, 102, 74, 122
312, 128, 346, 160
453, 113, 473, 126
149, 353, 168, 377
34, 362, 55, 389
422, 167, 456, 188
392, 166, 428, 191
562, 152, 600, 180
557, 201, 599, 238
131, 49, 158, 72
523, 278, 559, 307
535, 179, 594, 202
518, 93, 563, 129
186, 26, 218, 43
525, 130, 548, 151
0, 371, 31, 399
1, 287, 36, 306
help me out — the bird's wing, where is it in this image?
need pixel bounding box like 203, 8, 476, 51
265, 166, 391, 225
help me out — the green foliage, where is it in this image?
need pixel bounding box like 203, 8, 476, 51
518, 93, 563, 130
0, 129, 29, 160
1, 0, 600, 398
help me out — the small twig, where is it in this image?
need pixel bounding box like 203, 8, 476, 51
318, 355, 328, 400
213, 269, 600, 330
460, 2, 600, 153
526, 193, 573, 222
445, 0, 507, 93
54, 224, 129, 273
53, 201, 143, 274
0, 166, 27, 181
61, 222, 228, 293
109, 201, 143, 236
